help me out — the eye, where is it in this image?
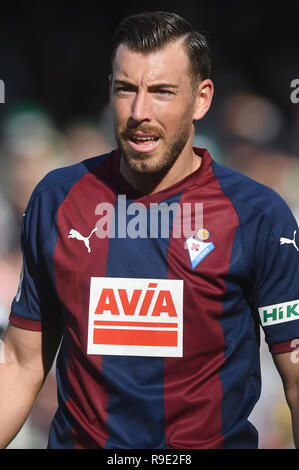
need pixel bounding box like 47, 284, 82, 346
115, 86, 133, 94
113, 82, 137, 95
159, 90, 172, 96
151, 87, 176, 97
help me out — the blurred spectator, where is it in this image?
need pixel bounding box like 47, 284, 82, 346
2, 106, 68, 216
221, 92, 283, 145
218, 90, 299, 219
0, 106, 69, 448
64, 119, 114, 164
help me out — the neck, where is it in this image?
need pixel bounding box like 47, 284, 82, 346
120, 146, 201, 195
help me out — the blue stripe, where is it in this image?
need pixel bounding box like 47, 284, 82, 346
211, 157, 299, 447
102, 193, 181, 449
211, 161, 261, 448
48, 334, 76, 449
218, 226, 260, 448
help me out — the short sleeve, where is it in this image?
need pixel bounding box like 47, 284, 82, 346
9, 187, 61, 332
253, 193, 299, 348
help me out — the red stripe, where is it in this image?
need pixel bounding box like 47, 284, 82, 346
269, 339, 299, 354
93, 328, 177, 347
93, 320, 178, 328
9, 311, 42, 331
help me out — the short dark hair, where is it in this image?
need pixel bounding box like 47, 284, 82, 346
111, 11, 212, 87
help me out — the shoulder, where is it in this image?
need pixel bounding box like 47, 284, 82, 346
26, 152, 111, 211
22, 153, 112, 236
210, 159, 296, 227
32, 153, 110, 198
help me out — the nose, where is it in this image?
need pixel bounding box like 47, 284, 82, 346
131, 90, 152, 123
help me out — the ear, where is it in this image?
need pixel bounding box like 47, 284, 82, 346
192, 79, 214, 121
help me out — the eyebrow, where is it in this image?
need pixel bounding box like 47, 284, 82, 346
113, 79, 179, 91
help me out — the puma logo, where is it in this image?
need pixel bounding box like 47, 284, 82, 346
280, 230, 299, 252
68, 227, 97, 253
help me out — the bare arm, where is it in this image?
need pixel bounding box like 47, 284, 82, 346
0, 323, 61, 448
272, 350, 299, 448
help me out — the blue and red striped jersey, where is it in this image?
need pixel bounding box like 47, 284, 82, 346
10, 148, 299, 448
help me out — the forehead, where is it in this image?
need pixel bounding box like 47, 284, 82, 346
112, 40, 191, 84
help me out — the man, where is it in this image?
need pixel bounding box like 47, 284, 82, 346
1, 11, 299, 449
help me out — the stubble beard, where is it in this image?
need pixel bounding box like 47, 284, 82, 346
114, 112, 194, 177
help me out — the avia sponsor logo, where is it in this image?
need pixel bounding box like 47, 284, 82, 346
87, 277, 183, 357
259, 299, 299, 326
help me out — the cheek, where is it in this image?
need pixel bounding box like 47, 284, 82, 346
161, 107, 193, 137
111, 99, 130, 125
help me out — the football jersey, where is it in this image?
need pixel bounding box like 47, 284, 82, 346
10, 148, 299, 449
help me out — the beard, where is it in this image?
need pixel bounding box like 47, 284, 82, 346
113, 110, 194, 177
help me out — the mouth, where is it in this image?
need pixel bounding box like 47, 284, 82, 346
127, 132, 161, 153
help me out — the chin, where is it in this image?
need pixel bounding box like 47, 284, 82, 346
124, 152, 173, 176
